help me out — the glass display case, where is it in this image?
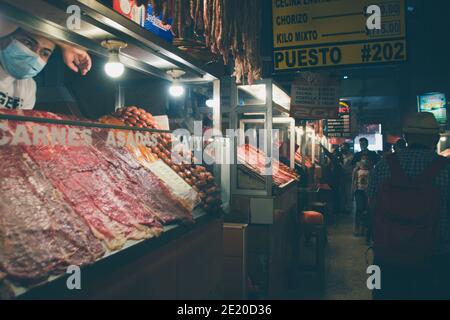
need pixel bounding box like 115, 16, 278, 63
226, 79, 299, 300
229, 79, 298, 198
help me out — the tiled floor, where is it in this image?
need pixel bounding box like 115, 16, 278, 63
283, 215, 373, 300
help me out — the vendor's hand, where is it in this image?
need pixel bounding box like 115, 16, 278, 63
61, 46, 92, 76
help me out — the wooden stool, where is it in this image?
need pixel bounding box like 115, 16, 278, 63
301, 210, 324, 225
308, 203, 329, 243
299, 211, 326, 289
310, 202, 329, 224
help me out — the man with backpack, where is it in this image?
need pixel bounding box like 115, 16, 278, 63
367, 112, 450, 300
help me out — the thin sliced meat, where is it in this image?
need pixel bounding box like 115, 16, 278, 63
21, 153, 105, 265
0, 147, 104, 281
0, 174, 62, 280
26, 143, 160, 250
237, 144, 299, 186
21, 126, 160, 229
91, 129, 194, 224
5, 119, 162, 251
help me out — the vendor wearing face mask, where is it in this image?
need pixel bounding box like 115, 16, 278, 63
0, 17, 92, 110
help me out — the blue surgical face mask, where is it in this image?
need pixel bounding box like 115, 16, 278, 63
0, 39, 46, 79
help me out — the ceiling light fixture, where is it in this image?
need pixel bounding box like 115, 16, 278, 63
101, 40, 128, 78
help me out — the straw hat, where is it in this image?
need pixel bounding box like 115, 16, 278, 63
403, 112, 440, 135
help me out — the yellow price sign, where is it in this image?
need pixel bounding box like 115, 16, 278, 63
274, 40, 407, 70
272, 0, 407, 70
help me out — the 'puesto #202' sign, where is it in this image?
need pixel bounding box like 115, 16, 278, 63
272, 0, 407, 71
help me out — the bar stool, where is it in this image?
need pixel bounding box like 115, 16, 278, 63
299, 211, 326, 289
310, 202, 329, 224
308, 202, 329, 244
317, 185, 335, 224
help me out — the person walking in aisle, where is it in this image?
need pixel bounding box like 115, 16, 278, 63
341, 143, 354, 215
352, 137, 380, 168
368, 112, 450, 300
352, 156, 371, 237
321, 145, 343, 217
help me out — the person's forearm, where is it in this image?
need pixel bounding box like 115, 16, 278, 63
55, 40, 75, 51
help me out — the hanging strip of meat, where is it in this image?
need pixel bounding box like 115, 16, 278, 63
251, 0, 263, 82
161, 0, 169, 24
203, 0, 211, 47
228, 0, 236, 57
178, 0, 183, 38
229, 0, 262, 84
194, 0, 203, 36
184, 0, 192, 31
220, 0, 229, 64
171, 0, 179, 37
190, 0, 195, 20
214, 0, 222, 55
209, 0, 217, 53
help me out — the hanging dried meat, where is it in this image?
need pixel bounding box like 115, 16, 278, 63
140, 0, 262, 84
193, 0, 204, 36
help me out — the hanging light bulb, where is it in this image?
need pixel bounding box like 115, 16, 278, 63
169, 82, 185, 97
101, 40, 127, 78
205, 99, 214, 108
104, 52, 124, 78
167, 69, 186, 98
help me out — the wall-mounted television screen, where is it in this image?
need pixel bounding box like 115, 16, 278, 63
418, 93, 447, 125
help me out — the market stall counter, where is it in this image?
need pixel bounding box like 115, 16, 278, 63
0, 110, 223, 300
15, 210, 223, 300
0, 0, 227, 300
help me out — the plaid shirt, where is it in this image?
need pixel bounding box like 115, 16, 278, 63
367, 148, 450, 254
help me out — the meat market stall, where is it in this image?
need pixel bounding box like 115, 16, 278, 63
0, 0, 225, 299
227, 79, 299, 299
